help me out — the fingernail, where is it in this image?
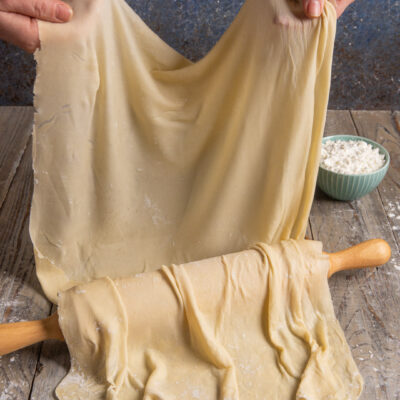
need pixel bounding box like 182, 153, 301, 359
56, 4, 73, 22
307, 0, 321, 17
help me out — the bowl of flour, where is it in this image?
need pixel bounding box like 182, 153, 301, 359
317, 135, 390, 201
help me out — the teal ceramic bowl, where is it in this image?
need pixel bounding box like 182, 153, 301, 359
317, 135, 390, 201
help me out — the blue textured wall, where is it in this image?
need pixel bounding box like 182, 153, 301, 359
0, 0, 399, 109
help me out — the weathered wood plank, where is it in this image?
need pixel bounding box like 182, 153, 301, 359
0, 107, 33, 210
0, 138, 52, 400
349, 112, 400, 399
29, 304, 70, 400
310, 110, 400, 399
324, 109, 356, 137
351, 111, 400, 253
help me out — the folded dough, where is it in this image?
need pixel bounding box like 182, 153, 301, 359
32, 0, 336, 302
57, 239, 363, 399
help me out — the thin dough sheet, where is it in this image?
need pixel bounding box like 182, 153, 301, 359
32, 0, 337, 302
57, 240, 363, 399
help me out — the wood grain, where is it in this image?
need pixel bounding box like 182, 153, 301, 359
351, 111, 400, 252
309, 110, 400, 400
29, 304, 70, 400
350, 111, 400, 399
0, 107, 53, 400
0, 139, 52, 399
0, 107, 33, 210
29, 340, 70, 400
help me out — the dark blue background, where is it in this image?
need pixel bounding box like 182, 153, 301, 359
0, 0, 398, 109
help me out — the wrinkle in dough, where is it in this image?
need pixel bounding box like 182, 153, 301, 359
57, 240, 363, 399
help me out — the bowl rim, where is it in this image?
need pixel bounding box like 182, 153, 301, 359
319, 134, 391, 177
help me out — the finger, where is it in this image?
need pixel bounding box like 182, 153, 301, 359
336, 0, 356, 18
0, 10, 39, 53
0, 0, 72, 23
302, 0, 325, 18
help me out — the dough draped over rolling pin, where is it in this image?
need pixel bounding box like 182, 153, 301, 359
57, 240, 363, 399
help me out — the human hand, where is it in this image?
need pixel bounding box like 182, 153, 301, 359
0, 0, 72, 53
302, 0, 356, 19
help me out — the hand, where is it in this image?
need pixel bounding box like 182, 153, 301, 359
0, 0, 72, 53
302, 0, 356, 19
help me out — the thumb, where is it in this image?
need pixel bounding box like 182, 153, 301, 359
303, 0, 325, 18
0, 0, 73, 23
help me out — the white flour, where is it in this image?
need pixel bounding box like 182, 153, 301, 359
320, 139, 386, 175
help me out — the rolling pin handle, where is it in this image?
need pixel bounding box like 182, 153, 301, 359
0, 312, 64, 357
327, 238, 391, 277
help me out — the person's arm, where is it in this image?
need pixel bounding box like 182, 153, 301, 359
303, 0, 356, 18
0, 0, 72, 53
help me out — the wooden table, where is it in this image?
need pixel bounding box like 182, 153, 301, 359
0, 107, 399, 399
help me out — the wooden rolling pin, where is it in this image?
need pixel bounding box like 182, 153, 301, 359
0, 239, 391, 357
